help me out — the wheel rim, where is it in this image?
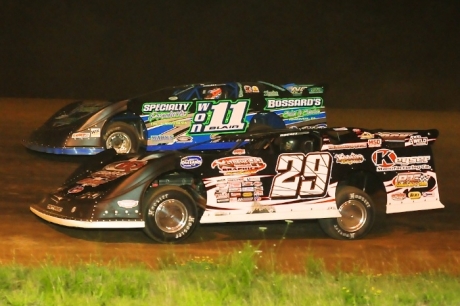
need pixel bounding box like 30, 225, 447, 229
337, 200, 367, 232
154, 199, 188, 233
106, 131, 132, 154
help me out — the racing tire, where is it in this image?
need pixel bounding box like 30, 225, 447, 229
318, 186, 376, 240
103, 122, 139, 154
143, 186, 199, 243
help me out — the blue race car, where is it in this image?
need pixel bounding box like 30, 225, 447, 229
24, 81, 326, 155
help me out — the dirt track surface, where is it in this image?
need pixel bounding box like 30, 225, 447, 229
1, 99, 459, 274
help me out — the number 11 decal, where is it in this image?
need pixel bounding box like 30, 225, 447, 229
189, 100, 250, 134
269, 152, 332, 199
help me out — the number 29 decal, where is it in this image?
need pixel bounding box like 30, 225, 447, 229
269, 152, 332, 199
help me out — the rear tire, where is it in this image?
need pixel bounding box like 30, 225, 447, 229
103, 122, 139, 154
319, 186, 376, 240
143, 186, 199, 243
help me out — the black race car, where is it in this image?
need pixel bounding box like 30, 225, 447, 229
30, 127, 443, 242
24, 81, 326, 155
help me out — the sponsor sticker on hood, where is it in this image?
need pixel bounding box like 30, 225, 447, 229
117, 200, 139, 209
180, 156, 203, 169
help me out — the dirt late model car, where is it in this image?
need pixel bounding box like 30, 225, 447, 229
30, 126, 444, 242
24, 81, 326, 155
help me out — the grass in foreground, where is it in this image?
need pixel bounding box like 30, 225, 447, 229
1, 243, 460, 306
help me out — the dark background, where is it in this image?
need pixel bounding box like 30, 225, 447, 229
1, 1, 459, 110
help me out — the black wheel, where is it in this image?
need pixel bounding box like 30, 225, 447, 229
103, 122, 139, 154
143, 186, 199, 243
318, 186, 376, 240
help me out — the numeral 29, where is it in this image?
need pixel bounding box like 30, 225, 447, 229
269, 152, 332, 198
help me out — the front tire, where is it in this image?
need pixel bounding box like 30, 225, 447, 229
143, 186, 199, 243
103, 122, 139, 154
318, 186, 376, 240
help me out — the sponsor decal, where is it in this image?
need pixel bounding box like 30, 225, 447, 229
76, 159, 148, 187
77, 192, 100, 199
265, 98, 323, 110
423, 192, 434, 197
215, 192, 229, 200
71, 132, 91, 139
142, 102, 192, 122
117, 200, 139, 208
180, 156, 203, 169
90, 128, 101, 137
68, 186, 84, 194
228, 177, 243, 182
244, 85, 259, 93
409, 135, 428, 146
368, 139, 382, 148
189, 100, 250, 134
359, 132, 374, 139
334, 153, 365, 165
232, 148, 245, 155
285, 85, 309, 95
280, 108, 321, 120
149, 111, 189, 121
285, 85, 323, 96
254, 190, 263, 196
327, 142, 368, 150
142, 102, 193, 124
47, 204, 63, 212
308, 87, 324, 94
176, 135, 193, 143
142, 102, 192, 113
371, 149, 431, 172
392, 193, 407, 201
150, 135, 174, 143
104, 160, 147, 172
375, 132, 416, 141
211, 156, 267, 176
392, 172, 430, 188
264, 90, 279, 97
408, 191, 422, 200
